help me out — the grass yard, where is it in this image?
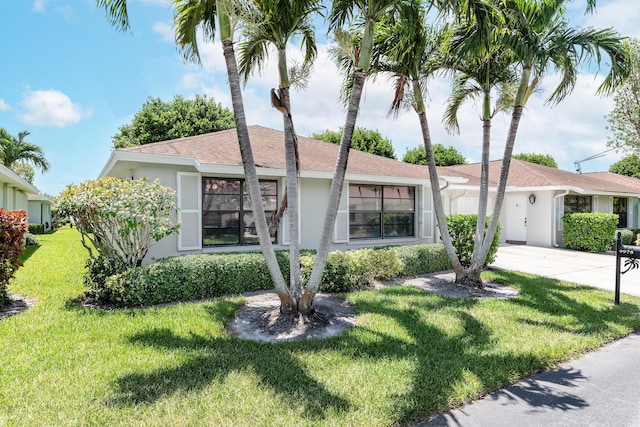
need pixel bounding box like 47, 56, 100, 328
2, 228, 640, 426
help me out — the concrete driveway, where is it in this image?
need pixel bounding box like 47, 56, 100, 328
491, 244, 640, 297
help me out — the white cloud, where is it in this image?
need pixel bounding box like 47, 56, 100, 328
173, 36, 623, 173
18, 89, 93, 127
0, 99, 9, 111
33, 0, 48, 12
152, 21, 174, 43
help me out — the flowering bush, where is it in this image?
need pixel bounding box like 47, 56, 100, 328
54, 177, 180, 268
0, 209, 28, 305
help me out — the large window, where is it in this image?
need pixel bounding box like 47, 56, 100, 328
349, 184, 415, 239
564, 195, 592, 213
614, 197, 628, 228
202, 178, 277, 246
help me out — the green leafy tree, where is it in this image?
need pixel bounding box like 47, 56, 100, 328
0, 128, 50, 173
609, 154, 640, 178
112, 95, 235, 148
402, 144, 466, 166
9, 162, 35, 184
54, 177, 180, 268
606, 39, 640, 154
311, 127, 396, 159
513, 153, 558, 168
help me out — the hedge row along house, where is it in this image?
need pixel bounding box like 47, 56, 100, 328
98, 126, 640, 263
0, 163, 52, 230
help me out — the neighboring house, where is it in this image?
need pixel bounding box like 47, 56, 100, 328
27, 194, 53, 230
99, 126, 437, 262
0, 163, 38, 212
438, 160, 640, 247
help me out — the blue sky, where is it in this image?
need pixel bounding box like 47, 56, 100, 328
2, 0, 638, 196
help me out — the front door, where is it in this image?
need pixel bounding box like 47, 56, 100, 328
505, 194, 527, 244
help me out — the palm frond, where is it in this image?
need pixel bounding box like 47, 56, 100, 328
95, 0, 130, 32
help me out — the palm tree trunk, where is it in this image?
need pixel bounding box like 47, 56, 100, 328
477, 68, 532, 265
300, 69, 367, 314
278, 86, 302, 302
466, 115, 491, 286
221, 39, 293, 311
479, 104, 524, 259
412, 82, 464, 278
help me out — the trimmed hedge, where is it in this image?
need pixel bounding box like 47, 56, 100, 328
393, 243, 451, 276
29, 223, 45, 235
562, 213, 618, 252
99, 244, 450, 307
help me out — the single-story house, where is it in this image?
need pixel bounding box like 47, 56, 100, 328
437, 160, 640, 247
27, 194, 54, 230
0, 163, 38, 212
99, 125, 438, 262
98, 126, 640, 262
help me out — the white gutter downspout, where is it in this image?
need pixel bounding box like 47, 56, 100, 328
553, 190, 570, 247
449, 189, 468, 214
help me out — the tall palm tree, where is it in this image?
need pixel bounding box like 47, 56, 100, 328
300, 0, 411, 313
238, 0, 321, 308
96, 0, 292, 309
448, 0, 629, 286
0, 129, 50, 173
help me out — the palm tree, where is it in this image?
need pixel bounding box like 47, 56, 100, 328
96, 0, 292, 309
448, 0, 629, 286
0, 129, 50, 173
300, 0, 411, 313
238, 0, 321, 309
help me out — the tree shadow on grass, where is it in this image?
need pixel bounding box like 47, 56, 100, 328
489, 271, 640, 335
106, 278, 635, 426
108, 305, 351, 421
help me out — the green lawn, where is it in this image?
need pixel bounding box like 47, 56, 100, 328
2, 228, 640, 426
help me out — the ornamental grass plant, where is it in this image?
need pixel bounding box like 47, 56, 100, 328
3, 228, 640, 426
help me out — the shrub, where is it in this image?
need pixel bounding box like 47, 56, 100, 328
636, 233, 640, 246
105, 252, 279, 306
25, 234, 40, 246
393, 244, 451, 276
97, 243, 450, 307
54, 177, 180, 268
85, 255, 128, 303
0, 209, 28, 305
370, 248, 404, 280
562, 213, 618, 252
615, 229, 635, 246
29, 223, 45, 234
445, 214, 501, 267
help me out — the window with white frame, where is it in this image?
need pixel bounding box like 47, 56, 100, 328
348, 184, 415, 239
202, 178, 277, 246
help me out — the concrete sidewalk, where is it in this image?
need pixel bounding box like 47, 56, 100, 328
416, 245, 640, 426
490, 244, 640, 297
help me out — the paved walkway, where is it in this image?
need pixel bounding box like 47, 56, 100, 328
491, 244, 640, 297
417, 245, 640, 427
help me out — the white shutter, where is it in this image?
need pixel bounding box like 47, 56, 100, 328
420, 185, 434, 240
333, 181, 349, 243
177, 172, 202, 251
